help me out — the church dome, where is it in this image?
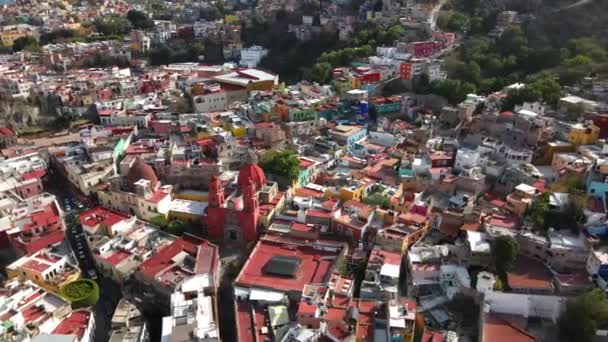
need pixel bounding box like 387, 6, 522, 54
238, 163, 266, 190
127, 158, 159, 189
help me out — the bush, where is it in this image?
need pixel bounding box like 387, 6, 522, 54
60, 279, 100, 308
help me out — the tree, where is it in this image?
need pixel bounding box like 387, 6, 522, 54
528, 74, 561, 107
549, 175, 585, 194
12, 36, 40, 52
147, 46, 172, 65
60, 279, 100, 308
259, 149, 301, 182
93, 14, 130, 36
497, 26, 527, 56
559, 289, 608, 342
127, 10, 154, 30
429, 79, 477, 105
150, 214, 169, 228
492, 235, 519, 274
166, 220, 185, 236
501, 86, 542, 111
526, 192, 550, 229
310, 62, 332, 84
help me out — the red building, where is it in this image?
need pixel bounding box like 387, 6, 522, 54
354, 67, 381, 84
0, 127, 17, 148
205, 163, 266, 242
7, 197, 65, 255
592, 113, 608, 138
409, 41, 441, 58
400, 63, 412, 80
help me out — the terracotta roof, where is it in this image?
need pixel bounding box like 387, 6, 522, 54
127, 158, 158, 188
483, 313, 536, 342
507, 256, 553, 291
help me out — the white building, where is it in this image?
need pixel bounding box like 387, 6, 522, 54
0, 78, 32, 98
239, 45, 269, 68
192, 86, 228, 113
161, 274, 219, 342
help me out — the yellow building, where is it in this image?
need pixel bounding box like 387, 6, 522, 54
231, 126, 247, 137
339, 184, 364, 202
568, 122, 600, 146
168, 198, 206, 224
0, 24, 39, 47
7, 250, 81, 294
175, 189, 208, 202
224, 15, 239, 24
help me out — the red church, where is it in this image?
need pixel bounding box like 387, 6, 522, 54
205, 162, 268, 242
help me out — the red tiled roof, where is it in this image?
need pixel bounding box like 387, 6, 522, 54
296, 187, 324, 198
422, 331, 445, 342
22, 259, 52, 272
80, 207, 129, 229
483, 313, 536, 342
52, 310, 91, 340
146, 190, 169, 203
369, 248, 401, 265
554, 272, 592, 288
137, 235, 211, 279
299, 159, 315, 168
507, 257, 553, 291
298, 300, 317, 315
20, 169, 46, 181
461, 222, 481, 232
307, 210, 332, 219
325, 307, 346, 321
487, 214, 519, 229
0, 127, 15, 136
105, 250, 131, 266
21, 230, 65, 256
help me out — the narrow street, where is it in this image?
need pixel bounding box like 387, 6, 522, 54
93, 277, 123, 342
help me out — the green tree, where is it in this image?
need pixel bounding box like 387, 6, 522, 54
501, 86, 543, 110
383, 25, 406, 44
528, 74, 561, 107
150, 215, 169, 228
526, 192, 550, 229
310, 62, 332, 84
12, 36, 40, 52
60, 279, 100, 308
492, 235, 519, 274
147, 46, 172, 65
559, 289, 608, 342
259, 149, 301, 181
166, 220, 185, 236
93, 14, 130, 36
429, 79, 477, 105
127, 10, 154, 30
496, 26, 527, 56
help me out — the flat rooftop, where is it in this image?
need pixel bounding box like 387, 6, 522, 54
235, 238, 342, 293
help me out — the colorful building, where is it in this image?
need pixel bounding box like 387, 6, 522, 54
568, 122, 600, 146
